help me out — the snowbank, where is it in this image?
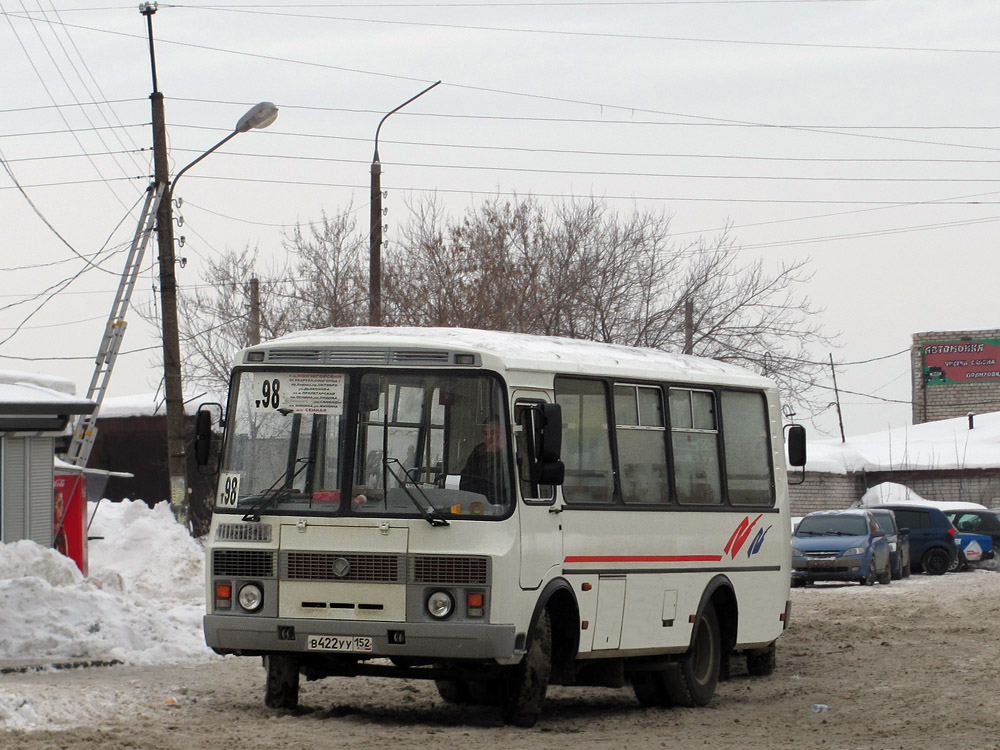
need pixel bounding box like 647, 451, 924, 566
0, 500, 210, 674
799, 411, 1000, 474
858, 481, 987, 511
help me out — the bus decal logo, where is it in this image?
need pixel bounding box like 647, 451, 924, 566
747, 525, 772, 557
724, 514, 763, 559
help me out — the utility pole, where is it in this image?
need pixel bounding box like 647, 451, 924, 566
683, 299, 694, 355
369, 81, 440, 326
249, 277, 261, 346
829, 353, 846, 443
143, 3, 189, 522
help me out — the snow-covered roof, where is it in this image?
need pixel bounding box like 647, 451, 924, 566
253, 326, 771, 387
98, 391, 221, 419
0, 371, 93, 420
802, 411, 1000, 474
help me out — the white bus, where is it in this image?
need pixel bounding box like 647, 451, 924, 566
199, 327, 805, 727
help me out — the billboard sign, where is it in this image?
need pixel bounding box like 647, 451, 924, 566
923, 339, 1000, 385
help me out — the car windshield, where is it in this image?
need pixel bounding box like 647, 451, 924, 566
796, 515, 868, 537
871, 513, 896, 534
217, 369, 512, 520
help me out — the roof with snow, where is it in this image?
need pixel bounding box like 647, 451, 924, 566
0, 371, 94, 432
802, 411, 1000, 474
248, 326, 771, 388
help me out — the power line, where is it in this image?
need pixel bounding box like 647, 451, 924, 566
174, 5, 1000, 56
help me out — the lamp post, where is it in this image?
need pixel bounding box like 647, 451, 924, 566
369, 81, 440, 326
153, 101, 278, 525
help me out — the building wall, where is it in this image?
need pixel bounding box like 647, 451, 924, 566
788, 468, 1000, 516
912, 328, 1000, 424
788, 472, 865, 516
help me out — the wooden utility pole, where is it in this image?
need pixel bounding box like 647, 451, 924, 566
143, 3, 189, 522
249, 277, 261, 346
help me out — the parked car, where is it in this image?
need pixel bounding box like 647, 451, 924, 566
945, 508, 1000, 548
877, 504, 958, 575
791, 510, 891, 586
868, 508, 911, 580
951, 530, 994, 571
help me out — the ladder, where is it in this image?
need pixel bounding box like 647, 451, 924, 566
64, 182, 166, 467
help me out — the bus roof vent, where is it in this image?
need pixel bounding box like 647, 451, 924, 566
390, 349, 453, 364
264, 349, 323, 363
325, 348, 391, 365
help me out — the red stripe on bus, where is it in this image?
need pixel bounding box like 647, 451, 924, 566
563, 555, 724, 563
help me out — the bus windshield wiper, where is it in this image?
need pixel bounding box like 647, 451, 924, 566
385, 458, 449, 527
242, 457, 311, 522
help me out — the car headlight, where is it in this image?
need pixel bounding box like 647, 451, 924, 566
792, 547, 805, 557
426, 590, 454, 620
238, 583, 263, 612
841, 547, 866, 557
888, 542, 897, 552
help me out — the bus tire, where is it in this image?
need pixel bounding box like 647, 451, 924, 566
264, 654, 300, 710
434, 679, 475, 705
500, 609, 552, 727
745, 641, 776, 677
664, 602, 721, 707
631, 669, 676, 708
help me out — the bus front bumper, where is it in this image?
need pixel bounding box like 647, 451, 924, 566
204, 614, 517, 661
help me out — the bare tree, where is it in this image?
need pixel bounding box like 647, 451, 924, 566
175, 195, 832, 414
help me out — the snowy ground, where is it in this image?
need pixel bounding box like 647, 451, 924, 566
3, 504, 1000, 747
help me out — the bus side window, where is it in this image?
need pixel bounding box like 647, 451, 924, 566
554, 378, 615, 504
614, 384, 669, 504
514, 401, 554, 502
721, 390, 774, 506
668, 387, 723, 506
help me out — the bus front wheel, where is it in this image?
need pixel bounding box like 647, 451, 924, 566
264, 654, 300, 710
664, 602, 721, 707
500, 609, 552, 727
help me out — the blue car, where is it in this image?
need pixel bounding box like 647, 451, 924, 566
792, 510, 891, 586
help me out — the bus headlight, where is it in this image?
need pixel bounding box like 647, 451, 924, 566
238, 583, 264, 612
426, 590, 454, 620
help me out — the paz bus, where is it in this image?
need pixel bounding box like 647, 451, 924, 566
198, 327, 806, 727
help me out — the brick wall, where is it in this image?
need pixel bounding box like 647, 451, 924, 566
788, 468, 1000, 516
788, 472, 865, 516
912, 329, 1000, 424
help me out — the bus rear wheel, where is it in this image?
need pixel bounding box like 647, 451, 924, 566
264, 654, 300, 710
631, 668, 676, 708
499, 609, 552, 727
664, 603, 721, 707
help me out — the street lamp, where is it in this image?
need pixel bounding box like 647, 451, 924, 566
154, 101, 278, 526
369, 82, 440, 326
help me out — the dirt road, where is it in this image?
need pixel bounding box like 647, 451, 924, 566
3, 572, 999, 750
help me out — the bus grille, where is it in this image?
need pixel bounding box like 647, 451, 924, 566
411, 555, 488, 585
282, 552, 403, 583
215, 522, 272, 543
213, 549, 275, 578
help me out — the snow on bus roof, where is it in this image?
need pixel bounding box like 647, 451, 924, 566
262, 327, 768, 384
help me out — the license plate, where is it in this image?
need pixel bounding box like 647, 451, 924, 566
306, 635, 373, 653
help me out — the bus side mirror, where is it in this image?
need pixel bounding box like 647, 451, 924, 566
195, 403, 222, 468
520, 403, 565, 486
787, 424, 807, 467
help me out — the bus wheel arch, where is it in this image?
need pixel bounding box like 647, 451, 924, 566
525, 578, 580, 685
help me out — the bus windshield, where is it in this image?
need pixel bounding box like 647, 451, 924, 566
217, 369, 512, 519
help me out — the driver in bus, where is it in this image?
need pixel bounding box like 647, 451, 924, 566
460, 416, 504, 504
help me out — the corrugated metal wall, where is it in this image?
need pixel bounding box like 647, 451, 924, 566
1, 436, 54, 545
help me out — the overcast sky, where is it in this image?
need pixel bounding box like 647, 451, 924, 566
1, 0, 998, 439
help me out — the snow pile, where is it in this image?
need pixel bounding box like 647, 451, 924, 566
0, 500, 210, 670
802, 411, 1000, 474
857, 481, 986, 511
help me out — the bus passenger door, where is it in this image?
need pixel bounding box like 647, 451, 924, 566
514, 394, 564, 589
